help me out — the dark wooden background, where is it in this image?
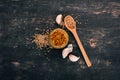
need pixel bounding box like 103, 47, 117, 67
0, 0, 120, 80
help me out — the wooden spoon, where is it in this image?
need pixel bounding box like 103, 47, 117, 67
64, 15, 92, 67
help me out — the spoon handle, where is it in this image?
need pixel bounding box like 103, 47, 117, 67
73, 30, 92, 67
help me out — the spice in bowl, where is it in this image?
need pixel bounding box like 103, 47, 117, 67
49, 28, 69, 49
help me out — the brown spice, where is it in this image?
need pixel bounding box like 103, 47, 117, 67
32, 34, 49, 49
88, 38, 97, 48
49, 28, 69, 49
64, 15, 76, 29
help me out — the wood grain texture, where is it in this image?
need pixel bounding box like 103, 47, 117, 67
0, 0, 120, 80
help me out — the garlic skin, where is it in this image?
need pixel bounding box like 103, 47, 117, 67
62, 44, 73, 59
69, 54, 80, 62
56, 14, 63, 25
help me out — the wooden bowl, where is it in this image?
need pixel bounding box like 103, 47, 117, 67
49, 28, 69, 49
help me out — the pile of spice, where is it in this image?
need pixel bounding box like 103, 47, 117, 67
32, 29, 52, 50
32, 34, 49, 49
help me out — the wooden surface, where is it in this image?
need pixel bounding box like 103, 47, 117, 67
0, 0, 120, 80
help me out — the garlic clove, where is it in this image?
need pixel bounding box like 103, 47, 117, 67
56, 14, 63, 25
69, 54, 80, 62
62, 47, 73, 59
67, 44, 73, 50
62, 44, 73, 59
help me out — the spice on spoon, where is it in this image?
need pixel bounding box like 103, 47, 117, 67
64, 15, 76, 29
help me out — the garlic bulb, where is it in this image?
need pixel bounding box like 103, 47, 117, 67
69, 54, 80, 62
56, 14, 63, 25
62, 44, 73, 59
